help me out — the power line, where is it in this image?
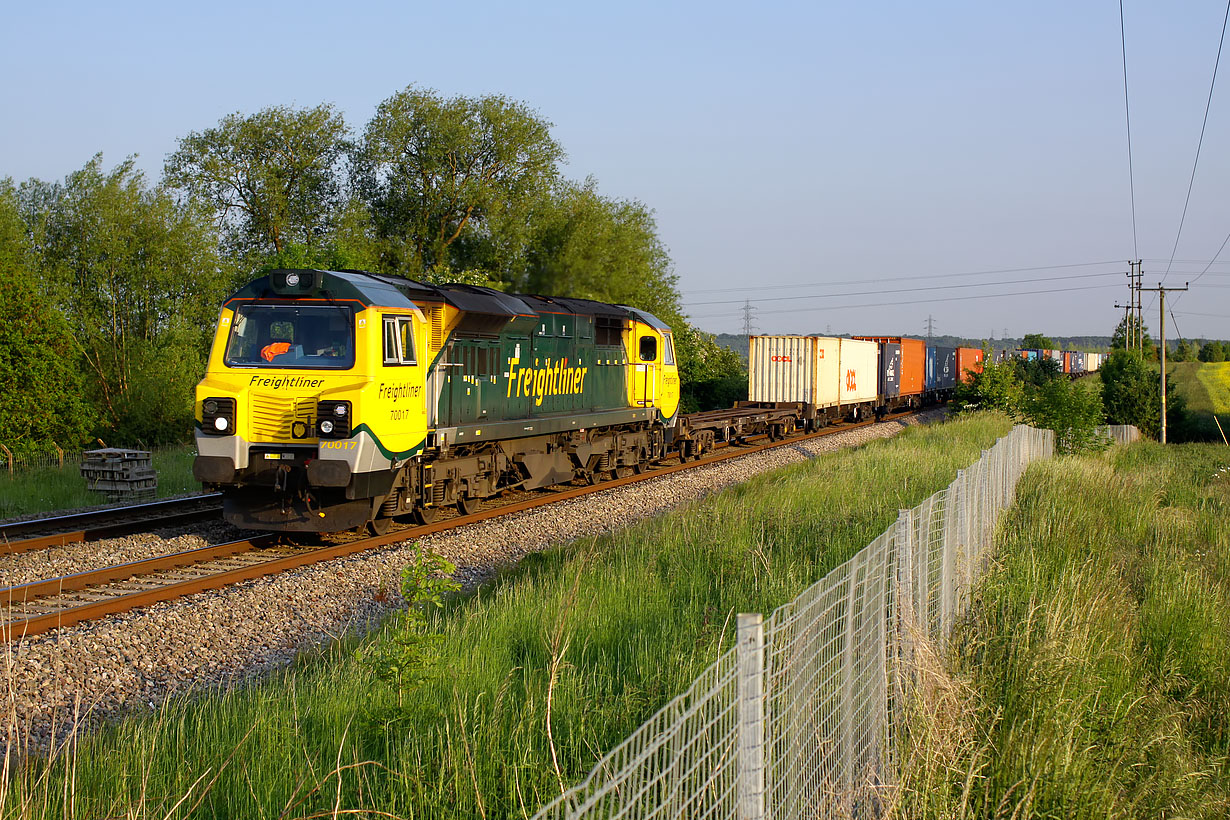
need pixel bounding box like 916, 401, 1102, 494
683, 271, 1122, 308
678, 260, 1123, 295
1120, 0, 1139, 259
1163, 0, 1230, 283
687, 283, 1117, 321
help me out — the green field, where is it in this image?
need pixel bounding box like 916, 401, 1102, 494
0, 447, 199, 519
894, 440, 1230, 818
3, 414, 1014, 820
1169, 361, 1230, 442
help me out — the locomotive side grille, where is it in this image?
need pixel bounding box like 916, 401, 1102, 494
249, 394, 316, 441
427, 306, 446, 348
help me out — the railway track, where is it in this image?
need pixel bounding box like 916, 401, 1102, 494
1, 412, 912, 641
0, 494, 224, 556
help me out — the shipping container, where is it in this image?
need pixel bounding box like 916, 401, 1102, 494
854, 336, 925, 396
748, 335, 878, 408
955, 347, 984, 383
926, 346, 958, 391
1062, 351, 1071, 373
748, 335, 825, 405
837, 338, 880, 405
878, 342, 901, 398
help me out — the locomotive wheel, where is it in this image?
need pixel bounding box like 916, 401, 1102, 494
412, 507, 438, 525
584, 470, 601, 485
633, 461, 648, 475
366, 516, 392, 536
457, 496, 480, 516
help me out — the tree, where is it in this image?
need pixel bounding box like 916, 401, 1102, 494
165, 104, 350, 262
0, 179, 95, 449
354, 86, 564, 277
1021, 333, 1054, 350
35, 155, 225, 443
1172, 338, 1199, 362
519, 178, 680, 321
1198, 340, 1226, 363
1024, 377, 1105, 453
953, 349, 1024, 417
1110, 315, 1154, 357
1099, 349, 1182, 439
1014, 355, 1062, 388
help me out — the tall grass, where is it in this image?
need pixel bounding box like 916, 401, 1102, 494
0, 447, 199, 519
893, 441, 1230, 818
3, 414, 1014, 819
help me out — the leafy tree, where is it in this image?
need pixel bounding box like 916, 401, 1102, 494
165, 104, 350, 261
1198, 340, 1226, 363
1021, 333, 1054, 350
1014, 355, 1062, 388
1024, 377, 1106, 453
1172, 338, 1199, 362
953, 349, 1024, 417
1110, 315, 1154, 357
354, 86, 563, 277
1100, 349, 1177, 439
519, 178, 680, 321
35, 155, 224, 443
0, 179, 95, 448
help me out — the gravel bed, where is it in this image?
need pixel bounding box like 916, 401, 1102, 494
2, 411, 945, 753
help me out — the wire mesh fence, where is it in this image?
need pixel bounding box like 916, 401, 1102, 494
534, 423, 1090, 820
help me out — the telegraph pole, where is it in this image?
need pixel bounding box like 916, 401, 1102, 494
1139, 282, 1189, 443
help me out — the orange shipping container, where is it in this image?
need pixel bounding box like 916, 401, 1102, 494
853, 336, 925, 396
955, 347, 984, 384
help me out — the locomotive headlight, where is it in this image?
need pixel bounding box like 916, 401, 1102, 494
285, 272, 300, 286
202, 397, 236, 437
315, 400, 351, 438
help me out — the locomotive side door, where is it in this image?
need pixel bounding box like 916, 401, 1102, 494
634, 331, 658, 407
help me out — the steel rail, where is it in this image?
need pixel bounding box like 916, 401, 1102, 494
2, 411, 918, 641
0, 495, 223, 556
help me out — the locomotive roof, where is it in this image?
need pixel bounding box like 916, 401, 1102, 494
228, 269, 671, 329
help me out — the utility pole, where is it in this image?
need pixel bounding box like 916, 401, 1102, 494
1131, 260, 1143, 350
925, 314, 936, 340
1139, 282, 1189, 443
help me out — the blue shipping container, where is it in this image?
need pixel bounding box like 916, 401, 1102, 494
879, 343, 902, 398
926, 346, 957, 391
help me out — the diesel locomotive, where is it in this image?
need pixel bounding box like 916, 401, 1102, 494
193, 269, 681, 533
192, 268, 1008, 535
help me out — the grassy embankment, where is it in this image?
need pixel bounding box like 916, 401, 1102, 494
0, 447, 198, 519
2, 414, 1014, 820
1170, 361, 1230, 442
894, 439, 1230, 818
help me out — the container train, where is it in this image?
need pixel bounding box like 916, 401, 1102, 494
192, 269, 996, 534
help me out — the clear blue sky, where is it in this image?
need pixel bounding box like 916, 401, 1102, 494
5, 0, 1229, 341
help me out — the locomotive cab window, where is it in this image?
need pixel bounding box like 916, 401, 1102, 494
224, 304, 354, 369
662, 332, 676, 366
383, 316, 416, 366
639, 335, 658, 362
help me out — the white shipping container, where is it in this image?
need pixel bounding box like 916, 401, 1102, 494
750, 336, 877, 409
748, 336, 821, 404
838, 338, 880, 405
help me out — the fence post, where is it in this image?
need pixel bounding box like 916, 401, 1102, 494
737, 613, 766, 820
0, 443, 11, 475
55, 443, 64, 468
892, 508, 915, 764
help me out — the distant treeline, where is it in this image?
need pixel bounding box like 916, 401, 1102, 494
0, 88, 742, 454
